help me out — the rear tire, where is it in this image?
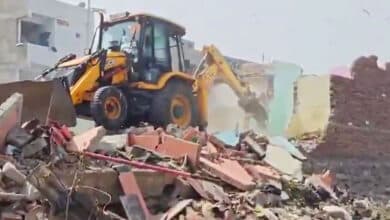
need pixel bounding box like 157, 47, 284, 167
149, 80, 198, 128
90, 86, 128, 130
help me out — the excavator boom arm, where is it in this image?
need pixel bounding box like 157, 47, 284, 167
194, 45, 267, 129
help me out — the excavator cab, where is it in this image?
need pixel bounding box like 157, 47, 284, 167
89, 12, 188, 84
0, 12, 267, 131
67, 12, 199, 130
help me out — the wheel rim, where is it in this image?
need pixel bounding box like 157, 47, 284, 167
170, 94, 191, 127
104, 96, 121, 120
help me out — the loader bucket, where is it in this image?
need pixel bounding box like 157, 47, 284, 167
0, 79, 76, 126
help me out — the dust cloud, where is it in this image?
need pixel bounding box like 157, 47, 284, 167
207, 84, 248, 133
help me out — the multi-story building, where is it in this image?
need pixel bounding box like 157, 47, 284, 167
0, 0, 93, 82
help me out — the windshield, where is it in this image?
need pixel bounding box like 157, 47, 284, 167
92, 21, 139, 52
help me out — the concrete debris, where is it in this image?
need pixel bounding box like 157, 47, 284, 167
0, 93, 388, 220
213, 130, 240, 147
264, 145, 303, 180
0, 93, 23, 150
269, 136, 306, 160
322, 205, 353, 220
200, 157, 255, 191
67, 126, 106, 152
162, 199, 193, 220
129, 130, 201, 166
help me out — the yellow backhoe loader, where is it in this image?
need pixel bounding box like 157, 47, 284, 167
1, 12, 267, 130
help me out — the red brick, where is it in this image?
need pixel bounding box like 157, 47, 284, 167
182, 127, 200, 141
320, 170, 334, 187
0, 93, 23, 151
244, 164, 281, 182
128, 133, 160, 149
157, 134, 201, 166
118, 172, 150, 219
67, 126, 106, 152
129, 133, 201, 166
208, 135, 226, 152
205, 142, 218, 154
200, 157, 255, 191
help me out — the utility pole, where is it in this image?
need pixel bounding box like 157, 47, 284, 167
86, 0, 91, 46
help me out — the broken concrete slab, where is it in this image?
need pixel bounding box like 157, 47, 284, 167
132, 169, 176, 198
269, 136, 306, 160
186, 178, 212, 201
200, 157, 255, 191
242, 135, 266, 158
0, 93, 23, 151
162, 199, 193, 220
244, 164, 281, 182
55, 167, 122, 204
120, 194, 147, 220
128, 126, 156, 135
1, 212, 23, 220
118, 172, 151, 219
93, 133, 128, 152
22, 137, 47, 158
264, 145, 303, 180
20, 182, 40, 200
322, 205, 352, 220
304, 170, 337, 200
5, 126, 34, 148
27, 164, 103, 219
2, 162, 26, 185
67, 126, 106, 152
201, 180, 230, 203
213, 130, 240, 147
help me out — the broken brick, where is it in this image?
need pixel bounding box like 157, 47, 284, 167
131, 133, 201, 166
67, 126, 106, 152
118, 172, 151, 219
128, 133, 159, 149
208, 135, 226, 152
205, 142, 218, 154
244, 164, 281, 182
186, 178, 212, 201
200, 157, 255, 191
0, 93, 23, 151
157, 134, 201, 166
242, 135, 266, 158
182, 127, 200, 141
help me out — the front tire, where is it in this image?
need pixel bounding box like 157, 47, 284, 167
149, 80, 198, 128
90, 86, 128, 130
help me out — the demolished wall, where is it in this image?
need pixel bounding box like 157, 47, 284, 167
307, 56, 390, 199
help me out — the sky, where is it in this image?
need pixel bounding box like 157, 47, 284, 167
62, 0, 390, 73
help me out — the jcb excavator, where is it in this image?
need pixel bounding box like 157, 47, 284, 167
1, 12, 267, 130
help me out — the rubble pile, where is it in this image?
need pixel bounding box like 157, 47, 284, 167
303, 55, 390, 200
0, 93, 388, 220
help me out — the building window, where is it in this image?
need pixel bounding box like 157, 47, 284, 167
17, 14, 55, 47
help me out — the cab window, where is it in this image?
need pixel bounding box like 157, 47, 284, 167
153, 22, 171, 72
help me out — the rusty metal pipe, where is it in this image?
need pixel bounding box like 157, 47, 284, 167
83, 151, 193, 178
